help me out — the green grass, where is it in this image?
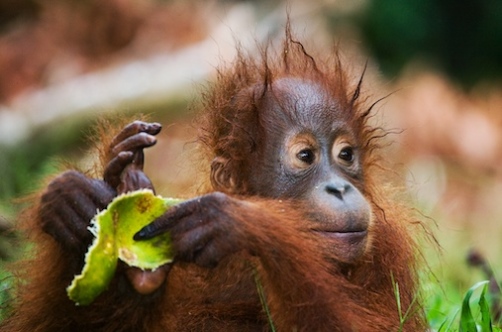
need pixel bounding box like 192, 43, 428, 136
424, 279, 501, 331
0, 265, 13, 322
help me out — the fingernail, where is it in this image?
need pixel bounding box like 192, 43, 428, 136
148, 123, 162, 135
145, 135, 157, 144
118, 151, 134, 159
134, 227, 149, 240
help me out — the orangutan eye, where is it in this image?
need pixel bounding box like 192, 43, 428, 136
297, 149, 316, 164
287, 133, 319, 170
338, 147, 354, 163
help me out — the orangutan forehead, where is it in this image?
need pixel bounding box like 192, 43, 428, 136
271, 77, 331, 105
261, 77, 347, 128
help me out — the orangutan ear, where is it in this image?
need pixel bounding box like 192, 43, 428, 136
210, 157, 236, 193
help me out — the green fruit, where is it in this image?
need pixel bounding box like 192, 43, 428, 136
67, 189, 183, 306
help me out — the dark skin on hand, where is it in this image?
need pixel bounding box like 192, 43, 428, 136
40, 121, 169, 294
2, 32, 427, 332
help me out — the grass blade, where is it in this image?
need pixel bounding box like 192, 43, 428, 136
479, 283, 493, 332
252, 267, 276, 332
460, 280, 489, 332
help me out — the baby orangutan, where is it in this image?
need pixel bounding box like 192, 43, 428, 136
2, 33, 426, 331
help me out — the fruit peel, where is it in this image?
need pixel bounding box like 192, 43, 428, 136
67, 189, 183, 305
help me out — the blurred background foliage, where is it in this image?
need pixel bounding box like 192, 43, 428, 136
357, 0, 502, 88
1, 0, 502, 328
